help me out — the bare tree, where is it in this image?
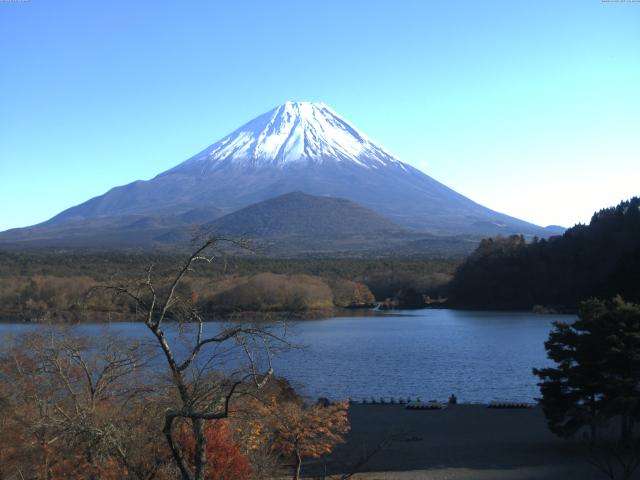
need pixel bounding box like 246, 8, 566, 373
93, 237, 284, 480
0, 332, 166, 480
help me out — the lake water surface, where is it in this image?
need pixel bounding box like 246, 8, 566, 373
0, 309, 573, 403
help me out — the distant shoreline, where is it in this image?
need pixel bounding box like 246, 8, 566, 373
0, 305, 575, 325
0, 306, 379, 324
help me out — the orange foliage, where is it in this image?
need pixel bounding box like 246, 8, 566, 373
0, 336, 172, 480
191, 290, 200, 303
175, 420, 252, 480
269, 400, 350, 460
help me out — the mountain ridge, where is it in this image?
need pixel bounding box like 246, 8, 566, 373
204, 191, 405, 238
1, 101, 565, 250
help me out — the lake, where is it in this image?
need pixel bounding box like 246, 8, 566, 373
0, 309, 572, 403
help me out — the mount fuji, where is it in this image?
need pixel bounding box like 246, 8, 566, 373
1, 101, 562, 251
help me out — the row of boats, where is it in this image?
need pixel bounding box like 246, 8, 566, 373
346, 398, 534, 409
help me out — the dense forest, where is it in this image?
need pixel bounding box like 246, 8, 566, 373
448, 197, 640, 310
0, 252, 457, 292
0, 252, 457, 322
8, 197, 639, 318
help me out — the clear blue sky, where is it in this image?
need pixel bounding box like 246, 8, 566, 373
1, 0, 639, 231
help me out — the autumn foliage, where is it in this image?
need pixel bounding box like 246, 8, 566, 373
271, 400, 350, 458
0, 334, 173, 480
1, 241, 353, 480
174, 420, 252, 480
240, 396, 350, 480
0, 332, 351, 480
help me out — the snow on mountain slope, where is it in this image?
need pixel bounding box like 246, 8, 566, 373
9, 100, 563, 242
172, 101, 406, 172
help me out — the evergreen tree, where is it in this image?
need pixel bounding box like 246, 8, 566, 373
534, 297, 640, 444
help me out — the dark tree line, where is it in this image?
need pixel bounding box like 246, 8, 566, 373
448, 197, 640, 309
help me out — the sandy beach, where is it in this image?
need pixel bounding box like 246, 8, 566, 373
306, 404, 605, 479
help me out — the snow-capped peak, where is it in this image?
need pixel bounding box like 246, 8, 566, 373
175, 101, 407, 171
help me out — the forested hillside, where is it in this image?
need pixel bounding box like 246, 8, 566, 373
448, 197, 640, 309
0, 253, 457, 321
